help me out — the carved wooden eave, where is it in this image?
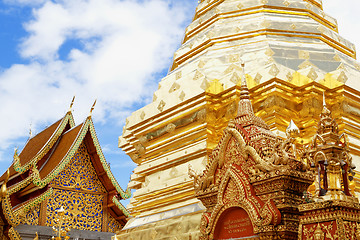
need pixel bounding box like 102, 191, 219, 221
0, 111, 130, 239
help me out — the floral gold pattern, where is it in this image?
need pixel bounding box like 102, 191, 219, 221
46, 189, 104, 232
52, 143, 106, 193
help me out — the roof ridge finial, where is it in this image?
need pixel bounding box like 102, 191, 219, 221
29, 123, 33, 138
89, 99, 97, 117
240, 59, 250, 100
68, 96, 75, 112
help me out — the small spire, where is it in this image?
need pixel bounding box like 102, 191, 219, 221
321, 91, 331, 117
286, 119, 300, 138
13, 147, 20, 164
29, 123, 33, 138
239, 59, 250, 100
237, 59, 254, 116
89, 99, 97, 117
68, 96, 75, 112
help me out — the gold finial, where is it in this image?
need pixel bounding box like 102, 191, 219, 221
68, 96, 75, 112
237, 59, 254, 116
321, 91, 331, 117
239, 59, 250, 100
4, 168, 9, 182
29, 123, 33, 138
13, 147, 20, 163
89, 99, 97, 117
286, 119, 300, 138
240, 59, 246, 87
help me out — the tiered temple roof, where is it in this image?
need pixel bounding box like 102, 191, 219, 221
0, 107, 130, 239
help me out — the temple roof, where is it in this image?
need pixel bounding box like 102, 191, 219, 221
0, 110, 131, 230
19, 119, 63, 166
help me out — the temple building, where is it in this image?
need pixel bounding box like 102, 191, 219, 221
0, 102, 130, 240
117, 0, 360, 239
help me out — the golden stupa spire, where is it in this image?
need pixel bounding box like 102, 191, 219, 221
320, 92, 332, 121
237, 60, 254, 116
117, 0, 360, 234
239, 60, 250, 100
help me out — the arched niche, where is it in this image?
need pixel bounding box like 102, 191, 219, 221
213, 207, 259, 240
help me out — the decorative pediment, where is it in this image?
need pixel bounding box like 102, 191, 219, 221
193, 118, 283, 239
189, 64, 314, 239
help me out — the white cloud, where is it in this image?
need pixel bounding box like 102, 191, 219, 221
1, 0, 359, 164
0, 0, 193, 159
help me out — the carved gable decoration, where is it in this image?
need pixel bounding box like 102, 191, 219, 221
46, 143, 106, 231
192, 115, 282, 239
0, 107, 130, 239
189, 66, 314, 239
51, 143, 106, 192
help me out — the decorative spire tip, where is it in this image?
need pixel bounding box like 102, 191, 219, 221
239, 59, 250, 100
286, 119, 300, 138
29, 123, 33, 138
68, 96, 75, 112
89, 99, 97, 117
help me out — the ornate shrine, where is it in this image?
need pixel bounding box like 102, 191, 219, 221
190, 65, 316, 239
190, 63, 360, 239
0, 101, 131, 240
298, 96, 360, 239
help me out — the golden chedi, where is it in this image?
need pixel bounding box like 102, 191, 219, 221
117, 0, 360, 239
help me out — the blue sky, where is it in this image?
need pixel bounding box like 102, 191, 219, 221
0, 0, 359, 207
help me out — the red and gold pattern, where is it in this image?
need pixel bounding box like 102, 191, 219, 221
298, 96, 360, 240
190, 68, 313, 239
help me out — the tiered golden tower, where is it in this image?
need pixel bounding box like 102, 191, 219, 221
117, 0, 360, 238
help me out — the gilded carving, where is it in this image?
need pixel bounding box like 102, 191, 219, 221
52, 143, 106, 193
189, 66, 313, 239
46, 188, 104, 231
303, 95, 356, 201
46, 143, 123, 233
298, 94, 360, 240
19, 204, 40, 226
108, 214, 123, 233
